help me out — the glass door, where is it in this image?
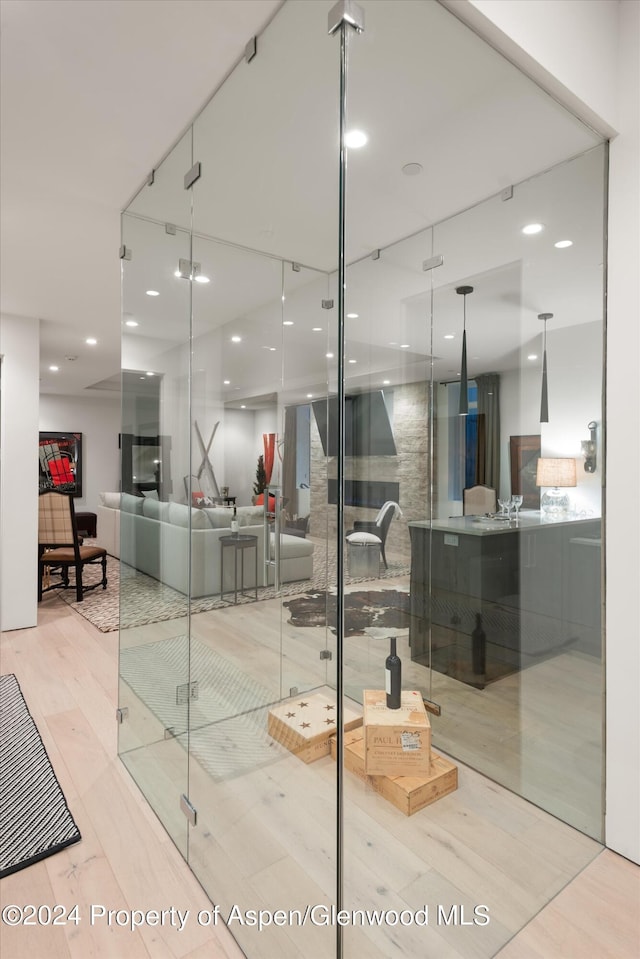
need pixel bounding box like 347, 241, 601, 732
118, 131, 194, 857
184, 3, 341, 956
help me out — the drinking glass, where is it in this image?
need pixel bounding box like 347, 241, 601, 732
498, 497, 511, 516
511, 494, 523, 520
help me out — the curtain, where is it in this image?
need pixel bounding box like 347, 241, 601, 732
475, 373, 500, 489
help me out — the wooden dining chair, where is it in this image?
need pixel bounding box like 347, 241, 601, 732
38, 491, 107, 603
462, 484, 497, 515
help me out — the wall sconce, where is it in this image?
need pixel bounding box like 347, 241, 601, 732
581, 421, 597, 473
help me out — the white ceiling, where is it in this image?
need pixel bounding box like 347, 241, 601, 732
0, 0, 282, 395
1, 0, 603, 403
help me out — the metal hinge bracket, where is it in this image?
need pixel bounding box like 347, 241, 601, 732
322, 299, 334, 310
245, 36, 257, 63
180, 794, 197, 827
328, 0, 365, 35
184, 161, 201, 190
422, 254, 444, 272
320, 649, 333, 661
422, 698, 442, 717
176, 680, 199, 705
116, 707, 129, 723
119, 245, 132, 261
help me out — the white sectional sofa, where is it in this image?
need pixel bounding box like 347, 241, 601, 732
97, 492, 314, 598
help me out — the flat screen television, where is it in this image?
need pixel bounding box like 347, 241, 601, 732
312, 390, 397, 457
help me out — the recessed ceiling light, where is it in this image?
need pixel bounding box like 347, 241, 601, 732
223, 380, 230, 385
345, 129, 368, 148
312, 327, 323, 332
348, 359, 357, 364
49, 365, 59, 372
231, 335, 242, 343
146, 290, 160, 296
146, 371, 155, 377
194, 275, 210, 283
400, 344, 410, 349
263, 346, 277, 351
85, 337, 97, 345
383, 380, 390, 385
125, 319, 138, 327
346, 313, 359, 319
240, 405, 246, 409
444, 334, 455, 340
326, 352, 334, 359
307, 393, 313, 399
174, 270, 181, 277
402, 162, 423, 176
521, 223, 544, 235
283, 320, 294, 326
528, 353, 538, 360
554, 239, 573, 249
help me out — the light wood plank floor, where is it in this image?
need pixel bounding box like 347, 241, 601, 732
1, 595, 638, 959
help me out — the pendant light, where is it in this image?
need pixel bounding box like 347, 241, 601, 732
538, 312, 552, 423
456, 285, 473, 415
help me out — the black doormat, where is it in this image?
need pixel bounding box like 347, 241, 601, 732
0, 674, 81, 878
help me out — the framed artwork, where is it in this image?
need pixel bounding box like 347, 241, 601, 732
39, 431, 83, 497
510, 434, 541, 509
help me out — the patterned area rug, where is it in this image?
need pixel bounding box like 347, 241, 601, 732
0, 674, 81, 878
120, 638, 289, 781
57, 542, 410, 633
283, 588, 412, 636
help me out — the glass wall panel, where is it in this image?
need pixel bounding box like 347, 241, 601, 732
185, 2, 340, 956
118, 131, 193, 856
430, 147, 606, 838
341, 2, 605, 956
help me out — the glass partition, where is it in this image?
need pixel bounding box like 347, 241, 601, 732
118, 2, 607, 957
118, 132, 193, 856
186, 3, 340, 956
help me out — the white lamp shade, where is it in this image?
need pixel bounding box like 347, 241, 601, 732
536, 457, 577, 488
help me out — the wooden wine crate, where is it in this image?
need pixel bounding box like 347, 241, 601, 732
363, 689, 431, 777
268, 691, 362, 763
331, 728, 457, 816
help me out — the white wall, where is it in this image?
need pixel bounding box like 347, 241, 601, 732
603, 0, 640, 865
446, 0, 640, 869
0, 314, 39, 630
39, 393, 121, 513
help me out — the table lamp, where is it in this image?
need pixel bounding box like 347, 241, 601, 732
536, 457, 576, 515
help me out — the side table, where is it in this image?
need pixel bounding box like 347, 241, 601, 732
75, 511, 97, 538
220, 533, 258, 604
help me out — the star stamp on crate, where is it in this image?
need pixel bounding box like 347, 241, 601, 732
267, 689, 363, 763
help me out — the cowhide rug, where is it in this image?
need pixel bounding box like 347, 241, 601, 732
283, 589, 412, 636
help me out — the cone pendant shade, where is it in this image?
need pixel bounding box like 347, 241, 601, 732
540, 350, 549, 422
459, 329, 468, 415
538, 312, 552, 424
456, 285, 473, 416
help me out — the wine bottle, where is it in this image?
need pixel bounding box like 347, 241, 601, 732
230, 505, 238, 534
385, 636, 401, 709
472, 613, 486, 675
